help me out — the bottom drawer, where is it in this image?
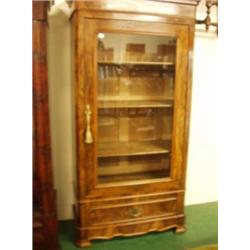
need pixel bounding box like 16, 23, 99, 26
89, 195, 179, 225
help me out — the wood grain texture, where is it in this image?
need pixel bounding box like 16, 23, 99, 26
32, 1, 59, 250
72, 0, 197, 246
75, 214, 185, 242
32, 0, 49, 21
77, 10, 195, 26
74, 0, 199, 19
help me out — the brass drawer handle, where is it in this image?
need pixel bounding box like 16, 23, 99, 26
128, 207, 143, 218
84, 104, 93, 144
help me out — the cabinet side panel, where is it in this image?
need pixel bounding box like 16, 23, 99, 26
180, 23, 195, 189
73, 13, 86, 201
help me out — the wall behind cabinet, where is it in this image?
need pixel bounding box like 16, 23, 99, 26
47, 1, 217, 220
185, 32, 217, 205
47, 3, 76, 220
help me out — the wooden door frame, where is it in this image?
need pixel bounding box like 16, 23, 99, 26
74, 15, 192, 199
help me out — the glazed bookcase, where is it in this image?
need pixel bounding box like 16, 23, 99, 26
71, 0, 200, 247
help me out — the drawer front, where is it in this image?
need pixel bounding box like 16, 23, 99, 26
89, 197, 178, 225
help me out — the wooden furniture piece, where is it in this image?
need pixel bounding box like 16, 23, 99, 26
33, 1, 60, 249
71, 0, 200, 247
196, 0, 218, 32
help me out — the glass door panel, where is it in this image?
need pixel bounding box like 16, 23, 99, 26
97, 33, 176, 184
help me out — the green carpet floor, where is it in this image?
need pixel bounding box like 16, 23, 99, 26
59, 202, 218, 250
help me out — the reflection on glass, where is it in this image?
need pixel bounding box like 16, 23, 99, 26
97, 33, 176, 184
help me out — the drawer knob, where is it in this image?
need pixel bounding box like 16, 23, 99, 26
128, 207, 143, 218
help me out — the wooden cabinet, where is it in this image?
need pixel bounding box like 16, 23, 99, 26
71, 0, 200, 247
33, 1, 59, 250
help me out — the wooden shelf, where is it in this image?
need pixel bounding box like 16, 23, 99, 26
98, 140, 171, 158
98, 171, 169, 183
98, 100, 173, 109
98, 61, 174, 66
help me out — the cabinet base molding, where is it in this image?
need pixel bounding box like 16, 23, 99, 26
75, 214, 185, 245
